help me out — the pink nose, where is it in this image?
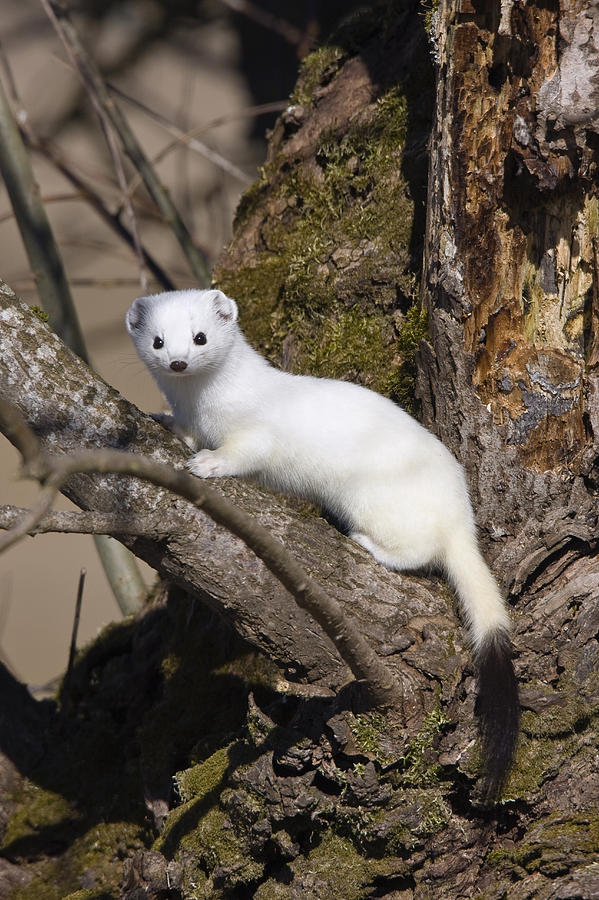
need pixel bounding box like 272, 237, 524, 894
170, 360, 188, 372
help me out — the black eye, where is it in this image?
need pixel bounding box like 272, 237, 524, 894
194, 332, 207, 346
153, 336, 164, 350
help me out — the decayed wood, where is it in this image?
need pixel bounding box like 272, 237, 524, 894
410, 1, 599, 894
420, 0, 599, 557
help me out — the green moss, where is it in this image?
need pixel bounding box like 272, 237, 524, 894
2, 595, 278, 899
290, 46, 347, 106
137, 598, 279, 785
30, 305, 50, 323
521, 695, 593, 739
394, 304, 429, 410
383, 791, 450, 855
348, 712, 388, 757
305, 308, 393, 391
396, 705, 449, 787
420, 0, 440, 35
62, 892, 112, 900
7, 819, 144, 900
1, 784, 76, 849
63, 892, 112, 900
218, 85, 427, 405
175, 746, 231, 804
486, 813, 599, 875
297, 831, 400, 900
158, 795, 263, 894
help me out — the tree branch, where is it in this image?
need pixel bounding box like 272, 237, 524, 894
0, 504, 172, 538
0, 392, 402, 708
24, 123, 174, 291
40, 0, 211, 287
0, 282, 451, 719
0, 486, 58, 554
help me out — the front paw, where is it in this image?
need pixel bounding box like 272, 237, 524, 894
186, 450, 231, 478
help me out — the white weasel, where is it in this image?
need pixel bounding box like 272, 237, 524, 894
127, 288, 519, 795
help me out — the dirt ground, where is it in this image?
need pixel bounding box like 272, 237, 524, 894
0, 0, 271, 687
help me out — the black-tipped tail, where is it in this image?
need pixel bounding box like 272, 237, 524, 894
474, 627, 520, 801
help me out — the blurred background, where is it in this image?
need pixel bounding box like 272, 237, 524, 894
0, 0, 361, 689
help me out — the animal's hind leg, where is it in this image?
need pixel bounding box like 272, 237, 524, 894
349, 531, 429, 572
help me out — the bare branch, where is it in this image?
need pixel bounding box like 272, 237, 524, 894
0, 42, 152, 614
217, 0, 308, 48
0, 165, 171, 290
109, 84, 254, 185
0, 485, 59, 554
0, 504, 175, 538
40, 0, 211, 287
38, 2, 148, 292
0, 504, 171, 537
112, 91, 288, 134
0, 74, 87, 356
1, 285, 443, 702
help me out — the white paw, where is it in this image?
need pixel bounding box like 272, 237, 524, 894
186, 450, 230, 478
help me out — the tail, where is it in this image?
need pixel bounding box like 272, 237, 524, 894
443, 532, 520, 799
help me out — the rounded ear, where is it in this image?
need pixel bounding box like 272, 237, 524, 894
126, 297, 149, 333
208, 290, 238, 323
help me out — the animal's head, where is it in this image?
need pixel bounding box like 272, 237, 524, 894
126, 289, 239, 379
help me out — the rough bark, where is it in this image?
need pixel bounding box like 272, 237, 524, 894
2, 2, 599, 899
0, 282, 445, 704
416, 0, 599, 896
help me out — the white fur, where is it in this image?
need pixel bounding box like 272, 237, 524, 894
126, 288, 509, 649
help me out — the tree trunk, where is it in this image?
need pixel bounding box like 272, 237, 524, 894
2, 2, 599, 898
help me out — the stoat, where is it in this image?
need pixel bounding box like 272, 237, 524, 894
126, 287, 519, 797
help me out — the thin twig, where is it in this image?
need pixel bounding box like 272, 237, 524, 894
0, 41, 20, 106
0, 45, 149, 615
0, 73, 87, 356
38, 3, 148, 292
112, 90, 286, 199
28, 132, 176, 286
67, 568, 85, 676
0, 192, 83, 223
113, 89, 287, 134
0, 485, 60, 554
11, 277, 164, 291
0, 504, 172, 537
107, 85, 253, 185
40, 0, 211, 287
217, 0, 306, 47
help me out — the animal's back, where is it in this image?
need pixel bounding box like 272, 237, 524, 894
247, 373, 472, 562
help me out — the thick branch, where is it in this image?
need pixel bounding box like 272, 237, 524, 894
0, 396, 402, 707
0, 283, 445, 708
